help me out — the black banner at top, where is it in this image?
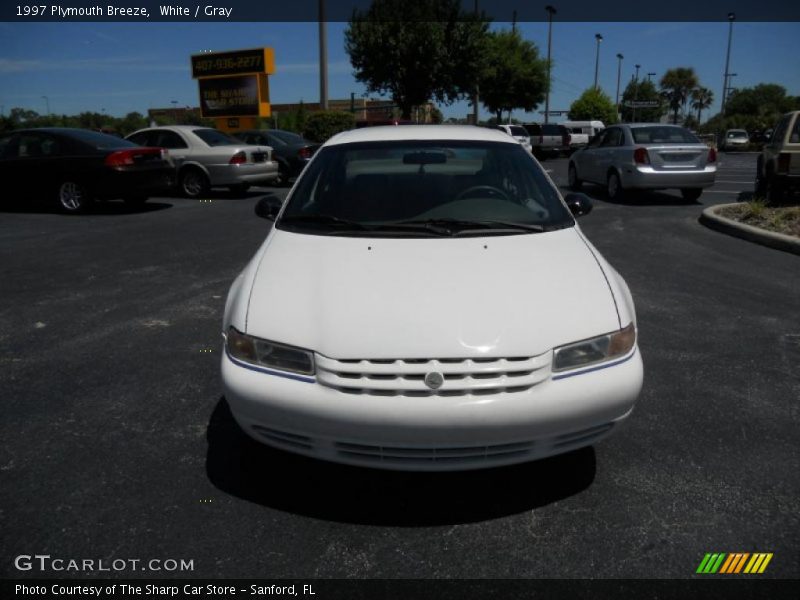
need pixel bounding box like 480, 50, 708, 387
4, 0, 800, 22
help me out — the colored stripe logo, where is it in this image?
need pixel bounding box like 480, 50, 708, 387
696, 553, 773, 574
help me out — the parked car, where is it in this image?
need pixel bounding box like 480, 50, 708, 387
233, 129, 320, 186
126, 125, 278, 197
568, 124, 717, 202
221, 125, 643, 471
0, 127, 174, 213
755, 111, 800, 204
720, 129, 750, 152
491, 124, 533, 154
524, 122, 571, 159
561, 120, 605, 153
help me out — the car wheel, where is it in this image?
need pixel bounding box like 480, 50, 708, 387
755, 160, 767, 196
229, 184, 250, 196
764, 176, 785, 206
57, 180, 93, 213
680, 188, 703, 202
606, 171, 624, 201
180, 168, 209, 198
568, 163, 582, 191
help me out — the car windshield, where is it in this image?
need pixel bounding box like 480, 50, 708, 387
727, 130, 748, 138
192, 128, 240, 146
277, 140, 573, 237
66, 130, 139, 150
271, 130, 305, 145
631, 127, 700, 144
509, 126, 529, 137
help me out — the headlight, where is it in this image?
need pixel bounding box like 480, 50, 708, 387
226, 327, 315, 375
553, 323, 636, 372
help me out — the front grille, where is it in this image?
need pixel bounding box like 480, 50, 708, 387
335, 440, 535, 465
315, 353, 551, 397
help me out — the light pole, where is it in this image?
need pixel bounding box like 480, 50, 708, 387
647, 72, 656, 82
632, 64, 641, 123
615, 53, 623, 119
721, 12, 735, 115
319, 0, 328, 110
725, 73, 738, 103
472, 0, 480, 124
593, 34, 603, 89
41, 95, 50, 115
544, 5, 556, 124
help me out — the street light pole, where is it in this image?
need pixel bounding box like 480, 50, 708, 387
647, 72, 656, 82
593, 34, 603, 90
41, 95, 50, 115
615, 53, 623, 119
318, 0, 329, 110
544, 5, 556, 124
472, 0, 479, 124
721, 12, 735, 115
632, 64, 641, 123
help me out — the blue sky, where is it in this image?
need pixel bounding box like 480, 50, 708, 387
1, 20, 798, 122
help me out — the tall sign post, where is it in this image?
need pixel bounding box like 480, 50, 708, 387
191, 47, 275, 132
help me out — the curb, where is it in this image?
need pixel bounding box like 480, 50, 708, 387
699, 203, 800, 256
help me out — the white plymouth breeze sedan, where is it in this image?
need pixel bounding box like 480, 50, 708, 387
221, 125, 643, 471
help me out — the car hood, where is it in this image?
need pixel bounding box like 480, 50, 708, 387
245, 227, 621, 359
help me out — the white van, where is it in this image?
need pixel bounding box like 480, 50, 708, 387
561, 121, 606, 151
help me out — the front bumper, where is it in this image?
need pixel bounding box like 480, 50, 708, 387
222, 347, 644, 471
622, 165, 717, 190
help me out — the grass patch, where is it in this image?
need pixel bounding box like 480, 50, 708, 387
718, 201, 800, 238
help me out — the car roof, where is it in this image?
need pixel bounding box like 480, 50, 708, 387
325, 125, 518, 147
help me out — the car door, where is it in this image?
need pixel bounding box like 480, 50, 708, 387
577, 129, 609, 183
596, 127, 625, 180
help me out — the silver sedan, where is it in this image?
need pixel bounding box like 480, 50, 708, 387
568, 124, 717, 202
126, 125, 279, 197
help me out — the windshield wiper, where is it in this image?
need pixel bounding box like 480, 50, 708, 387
391, 218, 549, 235
279, 213, 367, 230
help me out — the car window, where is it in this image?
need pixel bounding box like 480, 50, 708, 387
192, 128, 240, 147
270, 130, 305, 145
599, 128, 623, 147
509, 126, 528, 137
590, 130, 609, 147
631, 127, 699, 144
15, 133, 53, 158
541, 124, 560, 135
523, 123, 541, 135
790, 115, 800, 144
0, 133, 17, 158
770, 116, 790, 147
727, 130, 748, 139
66, 129, 138, 150
154, 130, 188, 149
278, 140, 572, 235
127, 131, 151, 146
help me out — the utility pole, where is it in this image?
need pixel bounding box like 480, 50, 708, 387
593, 34, 603, 90
319, 0, 329, 110
471, 0, 479, 125
632, 64, 641, 123
544, 5, 556, 124
42, 95, 50, 115
615, 53, 623, 120
647, 72, 656, 82
721, 12, 735, 115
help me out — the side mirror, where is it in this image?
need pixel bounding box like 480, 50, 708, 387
564, 193, 593, 217
254, 195, 282, 220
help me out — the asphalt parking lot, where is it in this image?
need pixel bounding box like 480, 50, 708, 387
1, 151, 798, 581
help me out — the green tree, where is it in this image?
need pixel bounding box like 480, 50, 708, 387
480, 29, 548, 123
303, 111, 356, 143
690, 87, 714, 124
660, 67, 699, 124
568, 88, 618, 124
620, 79, 663, 123
345, 0, 489, 119
429, 106, 444, 124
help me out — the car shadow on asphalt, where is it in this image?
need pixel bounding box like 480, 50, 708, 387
567, 185, 701, 206
205, 398, 596, 526
161, 188, 283, 200
0, 199, 173, 214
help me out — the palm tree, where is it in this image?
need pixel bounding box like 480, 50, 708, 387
660, 67, 699, 124
691, 87, 714, 124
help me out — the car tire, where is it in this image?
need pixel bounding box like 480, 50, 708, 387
180, 167, 209, 198
606, 171, 625, 201
755, 159, 767, 197
568, 163, 582, 191
764, 176, 785, 206
229, 184, 250, 196
57, 180, 93, 214
680, 188, 703, 202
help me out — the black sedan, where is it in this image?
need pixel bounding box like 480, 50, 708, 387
0, 128, 175, 213
233, 129, 319, 186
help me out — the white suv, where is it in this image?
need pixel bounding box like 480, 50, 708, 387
756, 111, 800, 204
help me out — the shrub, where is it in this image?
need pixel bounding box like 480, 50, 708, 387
303, 111, 356, 143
